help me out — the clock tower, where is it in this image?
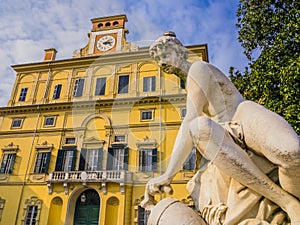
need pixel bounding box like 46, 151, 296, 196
75, 14, 129, 57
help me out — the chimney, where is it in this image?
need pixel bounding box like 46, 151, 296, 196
43, 48, 57, 61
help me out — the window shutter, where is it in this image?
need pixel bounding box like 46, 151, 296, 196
0, 155, 7, 173
71, 149, 77, 171
55, 150, 64, 171
118, 75, 129, 94
34, 153, 42, 173
9, 153, 16, 173
143, 77, 148, 92
106, 147, 114, 170
79, 148, 87, 171
97, 148, 103, 170
151, 76, 156, 91
138, 206, 145, 224
95, 78, 106, 96
77, 79, 85, 97
152, 148, 158, 171
124, 146, 129, 171
44, 152, 51, 173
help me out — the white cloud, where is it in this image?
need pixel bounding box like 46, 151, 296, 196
0, 0, 248, 106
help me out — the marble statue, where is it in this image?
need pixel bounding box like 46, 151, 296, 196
141, 32, 300, 225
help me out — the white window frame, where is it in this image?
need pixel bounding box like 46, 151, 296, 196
143, 76, 156, 92
11, 118, 24, 129
52, 84, 62, 99
43, 116, 56, 127
114, 135, 126, 143
140, 109, 154, 121
21, 197, 42, 225
180, 108, 187, 119
18, 88, 28, 102
86, 149, 100, 171
118, 75, 129, 94
0, 153, 16, 174
73, 78, 85, 97
65, 138, 76, 144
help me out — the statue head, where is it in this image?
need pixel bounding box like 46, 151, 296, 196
149, 32, 189, 80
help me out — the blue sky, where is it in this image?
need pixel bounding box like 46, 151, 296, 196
0, 0, 248, 106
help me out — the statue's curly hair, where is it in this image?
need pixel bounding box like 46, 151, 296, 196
149, 31, 188, 61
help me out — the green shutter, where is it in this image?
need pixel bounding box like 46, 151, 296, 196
124, 146, 129, 171
44, 152, 51, 173
79, 148, 87, 171
55, 150, 64, 171
9, 153, 16, 174
71, 149, 77, 171
151, 76, 156, 91
106, 147, 114, 170
97, 148, 103, 170
152, 148, 158, 171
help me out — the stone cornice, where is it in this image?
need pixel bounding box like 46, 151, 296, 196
11, 44, 208, 73
0, 94, 186, 115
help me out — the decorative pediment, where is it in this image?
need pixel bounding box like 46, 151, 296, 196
83, 137, 105, 148
36, 141, 53, 150
2, 142, 19, 152
136, 136, 157, 148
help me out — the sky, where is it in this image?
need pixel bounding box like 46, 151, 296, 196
0, 0, 249, 107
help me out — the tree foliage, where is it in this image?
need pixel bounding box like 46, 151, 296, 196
230, 0, 300, 134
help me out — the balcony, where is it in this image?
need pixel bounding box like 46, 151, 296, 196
47, 170, 132, 194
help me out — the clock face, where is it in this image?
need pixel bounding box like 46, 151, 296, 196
96, 35, 116, 51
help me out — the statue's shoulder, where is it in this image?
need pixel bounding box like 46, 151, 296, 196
188, 61, 215, 81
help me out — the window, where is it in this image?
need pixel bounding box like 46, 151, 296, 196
180, 108, 187, 119
183, 147, 197, 170
52, 84, 62, 99
0, 197, 5, 221
95, 77, 106, 96
0, 153, 16, 174
79, 148, 102, 171
34, 152, 51, 174
114, 135, 126, 143
107, 145, 129, 170
139, 148, 157, 172
11, 118, 23, 128
25, 205, 38, 225
22, 197, 41, 225
137, 206, 150, 225
18, 88, 28, 102
141, 110, 153, 121
44, 116, 55, 127
65, 138, 76, 144
143, 76, 156, 92
118, 75, 129, 94
55, 146, 77, 171
180, 78, 185, 89
73, 79, 85, 97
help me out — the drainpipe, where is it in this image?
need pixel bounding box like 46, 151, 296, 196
14, 60, 52, 224
14, 104, 41, 225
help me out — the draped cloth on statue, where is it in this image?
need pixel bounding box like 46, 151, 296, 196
186, 121, 289, 225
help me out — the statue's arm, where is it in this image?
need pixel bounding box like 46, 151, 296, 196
164, 77, 206, 179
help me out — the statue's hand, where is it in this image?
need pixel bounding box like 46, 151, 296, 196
141, 174, 173, 210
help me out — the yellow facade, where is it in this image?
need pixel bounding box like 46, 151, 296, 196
0, 15, 208, 225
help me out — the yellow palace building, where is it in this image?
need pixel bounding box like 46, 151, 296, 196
0, 15, 208, 225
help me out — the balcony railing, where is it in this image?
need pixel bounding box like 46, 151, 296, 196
47, 170, 132, 194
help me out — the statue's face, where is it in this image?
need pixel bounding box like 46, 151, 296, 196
152, 46, 182, 75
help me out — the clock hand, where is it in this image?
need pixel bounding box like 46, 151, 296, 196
103, 41, 112, 45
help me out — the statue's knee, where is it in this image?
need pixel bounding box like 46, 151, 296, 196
278, 137, 300, 168
189, 116, 212, 141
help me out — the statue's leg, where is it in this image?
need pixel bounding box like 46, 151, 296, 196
189, 116, 300, 224
233, 101, 300, 200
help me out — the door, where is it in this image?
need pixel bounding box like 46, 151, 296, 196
74, 189, 100, 225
